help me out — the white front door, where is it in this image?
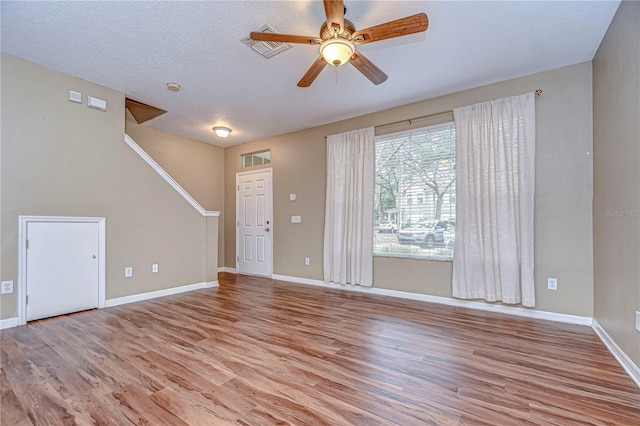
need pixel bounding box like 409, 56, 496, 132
26, 221, 100, 321
237, 168, 273, 276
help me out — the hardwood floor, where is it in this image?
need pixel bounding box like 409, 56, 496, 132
1, 272, 639, 425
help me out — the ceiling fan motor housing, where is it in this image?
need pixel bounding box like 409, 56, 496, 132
320, 19, 356, 41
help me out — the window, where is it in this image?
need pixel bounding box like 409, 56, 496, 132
374, 122, 456, 261
241, 149, 270, 168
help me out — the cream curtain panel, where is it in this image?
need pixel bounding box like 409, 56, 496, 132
323, 127, 375, 287
452, 93, 536, 306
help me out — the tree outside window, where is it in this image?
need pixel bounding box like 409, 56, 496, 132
374, 123, 456, 260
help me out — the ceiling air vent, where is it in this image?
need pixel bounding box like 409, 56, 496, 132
243, 24, 292, 58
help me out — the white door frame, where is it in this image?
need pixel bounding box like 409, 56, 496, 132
236, 168, 273, 276
18, 216, 106, 325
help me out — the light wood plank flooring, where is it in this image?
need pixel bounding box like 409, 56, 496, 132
1, 272, 639, 425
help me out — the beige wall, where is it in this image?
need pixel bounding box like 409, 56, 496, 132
225, 62, 594, 317
593, 1, 640, 366
1, 54, 217, 319
125, 120, 225, 266
224, 130, 327, 277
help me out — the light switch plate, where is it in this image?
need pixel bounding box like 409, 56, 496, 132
289, 193, 296, 201
124, 267, 133, 278
291, 215, 302, 223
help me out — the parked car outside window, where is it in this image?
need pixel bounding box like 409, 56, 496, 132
397, 220, 449, 248
378, 221, 398, 233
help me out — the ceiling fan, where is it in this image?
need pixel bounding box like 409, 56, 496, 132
250, 0, 428, 87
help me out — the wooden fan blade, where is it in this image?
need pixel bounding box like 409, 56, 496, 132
250, 32, 322, 45
298, 56, 328, 87
323, 0, 344, 34
352, 13, 428, 45
350, 51, 388, 85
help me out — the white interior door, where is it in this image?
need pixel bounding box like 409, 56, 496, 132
237, 168, 273, 276
26, 221, 100, 321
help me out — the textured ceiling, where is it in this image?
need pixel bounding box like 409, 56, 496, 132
1, 1, 620, 147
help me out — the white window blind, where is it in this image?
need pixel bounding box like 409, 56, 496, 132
374, 122, 456, 261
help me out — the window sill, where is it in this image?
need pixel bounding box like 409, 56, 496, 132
373, 252, 453, 263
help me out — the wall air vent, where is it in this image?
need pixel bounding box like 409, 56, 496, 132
243, 24, 292, 58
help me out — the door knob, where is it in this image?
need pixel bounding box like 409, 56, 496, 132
265, 227, 270, 232
92, 255, 96, 259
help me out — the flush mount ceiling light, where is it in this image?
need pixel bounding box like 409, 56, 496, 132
213, 126, 232, 138
166, 82, 181, 91
320, 37, 354, 66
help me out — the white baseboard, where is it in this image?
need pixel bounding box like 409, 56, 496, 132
204, 280, 219, 288
106, 280, 219, 308
270, 274, 592, 326
0, 317, 19, 330
592, 320, 640, 388
271, 274, 323, 287
218, 267, 237, 273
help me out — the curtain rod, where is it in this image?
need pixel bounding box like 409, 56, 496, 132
324, 89, 543, 138
375, 109, 453, 130
375, 89, 543, 130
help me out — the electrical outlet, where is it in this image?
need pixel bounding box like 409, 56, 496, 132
1, 280, 14, 294
152, 264, 159, 273
124, 267, 133, 278
305, 257, 310, 266
547, 277, 558, 291
636, 311, 640, 332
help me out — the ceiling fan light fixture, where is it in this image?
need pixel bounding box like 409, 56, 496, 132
320, 38, 354, 66
213, 126, 232, 138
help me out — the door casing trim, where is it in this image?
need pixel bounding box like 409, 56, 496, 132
235, 168, 273, 277
18, 216, 106, 325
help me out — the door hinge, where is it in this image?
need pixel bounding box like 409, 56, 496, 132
26, 295, 29, 305
26, 239, 29, 249
237, 185, 239, 191
237, 221, 240, 227
237, 256, 239, 262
